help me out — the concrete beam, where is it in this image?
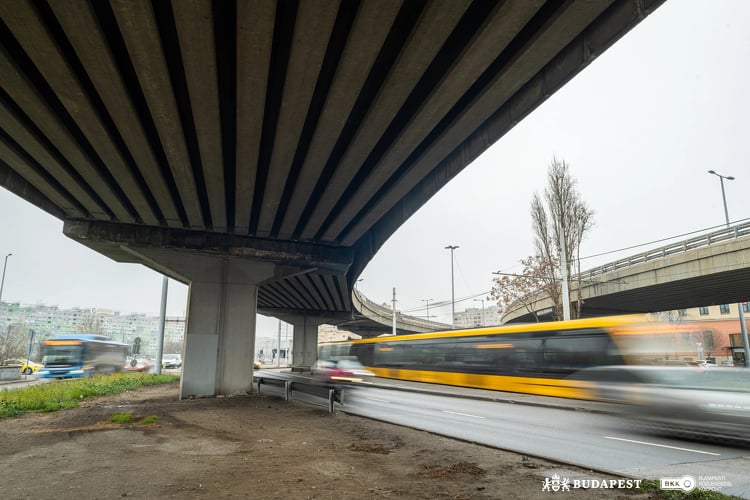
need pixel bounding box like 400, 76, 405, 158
63, 219, 353, 274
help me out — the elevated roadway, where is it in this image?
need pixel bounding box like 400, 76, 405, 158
345, 288, 451, 336
0, 0, 666, 397
503, 223, 750, 323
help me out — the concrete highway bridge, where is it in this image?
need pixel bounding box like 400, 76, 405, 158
502, 222, 750, 323
0, 0, 666, 397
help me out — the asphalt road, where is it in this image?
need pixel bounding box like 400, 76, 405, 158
258, 370, 750, 498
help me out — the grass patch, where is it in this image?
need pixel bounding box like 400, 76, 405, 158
111, 411, 134, 424
140, 415, 160, 425
0, 373, 179, 420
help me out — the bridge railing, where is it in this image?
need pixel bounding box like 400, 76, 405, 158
577, 222, 750, 282
352, 287, 451, 332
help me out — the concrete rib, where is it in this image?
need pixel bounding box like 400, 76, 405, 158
50, 0, 184, 227
234, 0, 275, 235
111, 0, 205, 229
173, 1, 227, 232
255, 2, 339, 237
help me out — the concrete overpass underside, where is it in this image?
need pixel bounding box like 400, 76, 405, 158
0, 0, 665, 397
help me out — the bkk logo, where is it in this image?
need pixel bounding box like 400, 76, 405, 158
660, 476, 696, 492
660, 475, 732, 492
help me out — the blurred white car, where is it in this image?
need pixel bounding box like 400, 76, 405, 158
162, 354, 182, 369
311, 358, 374, 385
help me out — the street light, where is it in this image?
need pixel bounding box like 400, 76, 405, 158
473, 298, 485, 327
707, 170, 735, 226
707, 170, 748, 366
445, 245, 459, 328
421, 298, 433, 320
0, 253, 11, 304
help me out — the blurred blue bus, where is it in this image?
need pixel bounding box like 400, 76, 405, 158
36, 334, 129, 379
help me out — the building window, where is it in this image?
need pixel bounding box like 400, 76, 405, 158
678, 309, 687, 317
720, 304, 730, 314
743, 302, 749, 313
699, 307, 709, 315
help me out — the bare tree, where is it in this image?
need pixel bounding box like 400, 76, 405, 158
490, 255, 559, 322
530, 158, 594, 320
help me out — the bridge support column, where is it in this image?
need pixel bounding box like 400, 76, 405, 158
180, 258, 274, 398
119, 249, 276, 399
181, 258, 276, 398
289, 316, 321, 371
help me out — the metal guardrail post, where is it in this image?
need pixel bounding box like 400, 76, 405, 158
328, 389, 335, 413
257, 378, 262, 395
284, 380, 291, 401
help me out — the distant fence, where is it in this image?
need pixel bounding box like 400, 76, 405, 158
577, 222, 750, 282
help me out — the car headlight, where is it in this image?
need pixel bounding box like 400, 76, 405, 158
69, 369, 85, 375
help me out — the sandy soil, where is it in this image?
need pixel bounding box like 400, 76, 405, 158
0, 382, 655, 499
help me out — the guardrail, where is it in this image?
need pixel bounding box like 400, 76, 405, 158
254, 375, 342, 413
577, 221, 750, 282
352, 288, 451, 332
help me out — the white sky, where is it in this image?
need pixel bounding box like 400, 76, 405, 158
1, 0, 749, 334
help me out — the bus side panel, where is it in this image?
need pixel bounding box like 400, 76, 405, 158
367, 367, 596, 400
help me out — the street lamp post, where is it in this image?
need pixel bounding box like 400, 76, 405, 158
445, 245, 459, 328
473, 298, 485, 327
0, 253, 12, 304
707, 170, 749, 366
707, 170, 734, 227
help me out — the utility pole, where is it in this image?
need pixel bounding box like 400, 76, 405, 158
0, 253, 12, 304
421, 299, 433, 320
392, 288, 397, 336
473, 299, 485, 327
155, 276, 168, 375
445, 245, 459, 328
557, 222, 571, 321
277, 319, 282, 367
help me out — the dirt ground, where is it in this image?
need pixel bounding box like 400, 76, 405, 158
0, 381, 655, 499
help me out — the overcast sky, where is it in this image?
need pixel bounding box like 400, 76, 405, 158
1, 0, 749, 335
